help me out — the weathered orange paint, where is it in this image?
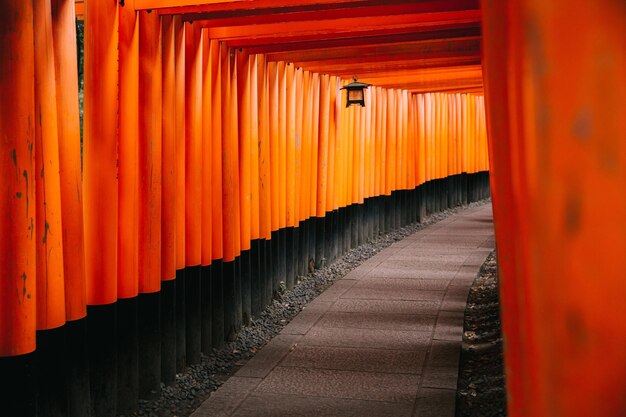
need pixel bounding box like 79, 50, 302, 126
209, 39, 224, 261
249, 54, 261, 240
34, 0, 66, 331
325, 76, 337, 213
268, 61, 280, 232
257, 54, 273, 240
293, 67, 303, 223
300, 70, 312, 222
174, 16, 186, 270
200, 29, 213, 266
0, 0, 36, 356
316, 74, 330, 217
221, 45, 241, 262
117, 2, 139, 299
308, 73, 320, 216
139, 11, 163, 293
84, 0, 119, 305
385, 89, 396, 195
285, 63, 296, 227
483, 2, 626, 417
277, 61, 287, 229
161, 15, 177, 280
237, 50, 252, 251
51, 0, 87, 320
185, 22, 202, 267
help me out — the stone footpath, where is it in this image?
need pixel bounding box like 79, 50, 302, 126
192, 204, 494, 417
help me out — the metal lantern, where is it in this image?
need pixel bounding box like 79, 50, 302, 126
341, 77, 370, 108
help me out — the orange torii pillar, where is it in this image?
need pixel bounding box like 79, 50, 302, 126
302, 71, 317, 273
173, 15, 186, 373
318, 76, 342, 263
116, 2, 139, 413
293, 68, 307, 276
257, 54, 274, 308
33, 0, 69, 415
268, 61, 282, 294
237, 49, 253, 322
83, 0, 119, 415
483, 1, 625, 417
138, 8, 163, 397
277, 61, 288, 287
315, 74, 330, 267
184, 21, 202, 366
199, 28, 213, 355
51, 0, 91, 414
209, 38, 225, 349
284, 62, 297, 289
222, 44, 243, 340
0, 1, 37, 415
248, 54, 265, 316
160, 14, 177, 384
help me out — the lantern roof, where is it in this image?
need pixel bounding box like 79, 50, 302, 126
341, 80, 371, 90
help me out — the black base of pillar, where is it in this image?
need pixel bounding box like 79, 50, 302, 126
0, 352, 37, 417
285, 227, 295, 289
270, 230, 280, 298
222, 260, 237, 342
211, 260, 225, 349
65, 319, 91, 417
160, 279, 176, 384
201, 264, 212, 355
175, 269, 186, 372
250, 240, 263, 319
240, 249, 252, 325
37, 326, 70, 417
87, 303, 117, 417
138, 291, 161, 398
115, 298, 138, 414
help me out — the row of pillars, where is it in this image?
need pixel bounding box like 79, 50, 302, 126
1, 173, 490, 417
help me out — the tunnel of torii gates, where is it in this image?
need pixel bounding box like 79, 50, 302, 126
0, 0, 624, 416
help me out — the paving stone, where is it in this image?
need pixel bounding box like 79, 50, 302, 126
377, 259, 462, 272
340, 286, 445, 302
281, 301, 333, 335
420, 366, 459, 390
190, 377, 262, 417
368, 267, 457, 280
235, 334, 302, 378
255, 366, 420, 403
426, 340, 461, 369
433, 311, 465, 341
300, 326, 433, 351
412, 388, 457, 417
281, 345, 427, 374
330, 298, 441, 315
314, 279, 358, 302
235, 392, 414, 417
316, 311, 436, 332
355, 277, 450, 291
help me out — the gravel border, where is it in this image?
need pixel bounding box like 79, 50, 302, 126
456, 250, 507, 417
125, 199, 491, 417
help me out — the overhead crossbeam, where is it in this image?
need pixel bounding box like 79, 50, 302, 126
109, 0, 484, 91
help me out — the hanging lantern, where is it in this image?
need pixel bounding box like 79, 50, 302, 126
341, 77, 370, 108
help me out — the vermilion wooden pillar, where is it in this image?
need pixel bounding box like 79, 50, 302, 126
483, 1, 626, 416
84, 0, 119, 307
0, 0, 36, 360
117, 2, 139, 301
138, 8, 163, 397
34, 0, 66, 332
84, 1, 120, 416
51, 0, 87, 323
139, 10, 163, 296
